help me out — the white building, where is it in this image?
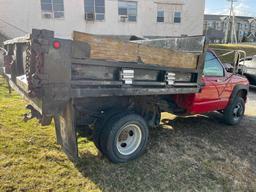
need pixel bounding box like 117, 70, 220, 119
204, 14, 256, 43
0, 0, 205, 39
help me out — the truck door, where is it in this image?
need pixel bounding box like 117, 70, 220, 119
192, 51, 227, 113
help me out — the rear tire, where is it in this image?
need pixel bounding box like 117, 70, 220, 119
223, 97, 245, 125
93, 109, 123, 153
100, 113, 149, 163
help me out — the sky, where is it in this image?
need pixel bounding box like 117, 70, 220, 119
205, 0, 256, 17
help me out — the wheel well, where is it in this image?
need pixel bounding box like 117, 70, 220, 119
237, 89, 248, 101
131, 96, 161, 128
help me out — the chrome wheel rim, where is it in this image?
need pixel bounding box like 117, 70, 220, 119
116, 124, 142, 156
233, 103, 243, 121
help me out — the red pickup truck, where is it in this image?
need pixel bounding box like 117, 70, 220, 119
173, 49, 249, 125
1, 30, 249, 163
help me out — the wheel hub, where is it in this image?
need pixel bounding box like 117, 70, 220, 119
233, 103, 243, 120
116, 124, 142, 156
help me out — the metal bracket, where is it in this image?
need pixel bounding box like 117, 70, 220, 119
165, 72, 176, 85
120, 68, 134, 85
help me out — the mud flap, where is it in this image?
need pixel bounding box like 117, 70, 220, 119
54, 101, 78, 162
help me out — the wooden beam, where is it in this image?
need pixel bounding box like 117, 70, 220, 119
73, 31, 198, 69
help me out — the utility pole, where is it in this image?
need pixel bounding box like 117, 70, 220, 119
231, 8, 238, 44
224, 0, 238, 44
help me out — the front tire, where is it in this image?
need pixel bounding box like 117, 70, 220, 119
223, 97, 245, 125
100, 113, 149, 163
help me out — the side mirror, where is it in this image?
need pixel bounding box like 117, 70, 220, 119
223, 63, 234, 73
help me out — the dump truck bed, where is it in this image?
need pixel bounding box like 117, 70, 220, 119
2, 29, 206, 119
1, 29, 207, 161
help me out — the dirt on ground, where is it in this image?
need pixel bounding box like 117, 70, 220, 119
77, 89, 256, 192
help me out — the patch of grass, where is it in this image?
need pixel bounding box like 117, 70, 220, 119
0, 76, 256, 191
209, 43, 256, 63
0, 77, 100, 191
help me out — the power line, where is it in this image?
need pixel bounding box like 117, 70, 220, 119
0, 18, 28, 34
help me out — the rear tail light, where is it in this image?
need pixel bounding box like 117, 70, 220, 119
53, 41, 61, 49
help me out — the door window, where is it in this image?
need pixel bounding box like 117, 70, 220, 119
204, 52, 224, 77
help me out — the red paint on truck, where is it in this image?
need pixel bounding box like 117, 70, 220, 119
172, 50, 249, 114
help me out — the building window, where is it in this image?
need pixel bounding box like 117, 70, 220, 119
84, 0, 105, 21
156, 3, 182, 24
41, 0, 64, 19
174, 11, 181, 23
118, 1, 137, 22
157, 10, 164, 23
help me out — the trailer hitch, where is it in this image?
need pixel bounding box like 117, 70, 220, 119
23, 105, 52, 126
23, 105, 42, 122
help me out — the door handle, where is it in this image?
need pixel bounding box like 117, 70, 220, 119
215, 79, 223, 83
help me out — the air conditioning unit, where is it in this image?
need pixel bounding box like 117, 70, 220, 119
42, 12, 53, 19
119, 15, 128, 22
85, 13, 95, 21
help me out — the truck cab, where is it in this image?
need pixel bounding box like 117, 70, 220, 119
173, 49, 249, 125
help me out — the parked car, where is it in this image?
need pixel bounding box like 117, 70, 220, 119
239, 56, 256, 87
